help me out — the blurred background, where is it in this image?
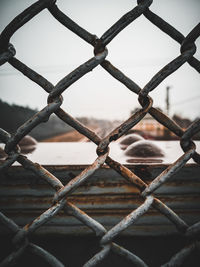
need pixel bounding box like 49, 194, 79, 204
0, 0, 200, 142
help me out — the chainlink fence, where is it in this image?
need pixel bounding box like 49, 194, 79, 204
0, 0, 200, 266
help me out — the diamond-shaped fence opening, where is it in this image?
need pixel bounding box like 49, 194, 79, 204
0, 0, 200, 266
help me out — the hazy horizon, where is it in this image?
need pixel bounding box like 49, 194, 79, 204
0, 0, 200, 120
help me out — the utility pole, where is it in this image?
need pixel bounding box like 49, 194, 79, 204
166, 86, 171, 116
165, 86, 172, 140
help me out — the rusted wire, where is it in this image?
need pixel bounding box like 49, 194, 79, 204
0, 0, 200, 266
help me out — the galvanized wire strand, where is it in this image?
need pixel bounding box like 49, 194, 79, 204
0, 212, 19, 233
100, 0, 153, 46
24, 199, 66, 234
141, 6, 200, 73
83, 245, 111, 267
152, 198, 189, 233
141, 146, 196, 196
0, 210, 65, 267
48, 3, 96, 46
186, 221, 200, 238
0, 241, 28, 267
111, 243, 148, 267
28, 243, 65, 267
139, 41, 196, 98
8, 57, 54, 93
0, 0, 56, 52
53, 153, 108, 203
100, 196, 154, 245
5, 100, 62, 154
161, 242, 199, 267
48, 49, 108, 101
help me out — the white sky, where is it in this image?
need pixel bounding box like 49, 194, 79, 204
0, 0, 200, 120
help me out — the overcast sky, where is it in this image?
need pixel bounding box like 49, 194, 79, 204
0, 0, 200, 120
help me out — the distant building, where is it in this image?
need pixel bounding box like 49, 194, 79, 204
133, 113, 165, 138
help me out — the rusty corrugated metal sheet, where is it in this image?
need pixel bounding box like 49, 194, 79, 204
0, 142, 199, 237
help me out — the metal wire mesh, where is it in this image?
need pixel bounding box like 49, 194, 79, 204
0, 0, 200, 266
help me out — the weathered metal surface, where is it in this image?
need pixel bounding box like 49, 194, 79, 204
0, 143, 199, 238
